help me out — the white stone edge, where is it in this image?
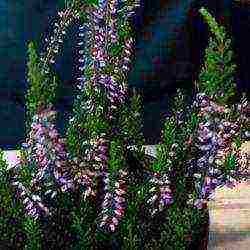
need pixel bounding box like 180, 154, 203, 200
1, 145, 158, 170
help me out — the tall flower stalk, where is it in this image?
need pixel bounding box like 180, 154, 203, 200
25, 7, 79, 135
187, 7, 249, 209
11, 104, 77, 219
64, 0, 141, 235
14, 3, 81, 220
188, 93, 241, 209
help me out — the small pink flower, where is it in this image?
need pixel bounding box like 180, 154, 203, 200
54, 144, 64, 152
98, 154, 108, 161
194, 199, 204, 209
31, 123, 42, 130
49, 129, 58, 139
114, 182, 121, 188
153, 172, 161, 177
26, 201, 34, 210
161, 193, 172, 200
40, 158, 48, 167
28, 208, 38, 217
115, 188, 126, 195
114, 196, 125, 203
35, 149, 45, 157
114, 208, 124, 217
217, 106, 225, 113
94, 156, 102, 162
226, 180, 237, 189
101, 200, 110, 209
98, 145, 108, 151
160, 186, 171, 193
112, 217, 119, 226
109, 223, 115, 232
114, 203, 124, 210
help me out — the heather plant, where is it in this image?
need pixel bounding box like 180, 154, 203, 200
140, 6, 248, 249
0, 2, 249, 250
138, 89, 203, 249
192, 7, 249, 196
5, 0, 145, 248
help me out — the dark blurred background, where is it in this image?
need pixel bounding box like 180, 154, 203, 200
0, 0, 248, 149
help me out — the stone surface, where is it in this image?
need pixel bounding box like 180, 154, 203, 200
208, 180, 250, 249
2, 149, 22, 170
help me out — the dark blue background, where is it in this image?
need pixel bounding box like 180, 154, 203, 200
0, 0, 248, 149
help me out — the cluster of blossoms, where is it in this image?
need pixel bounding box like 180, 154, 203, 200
27, 104, 75, 192
73, 163, 98, 201
96, 169, 128, 233
81, 4, 133, 120
11, 178, 50, 220
110, 37, 134, 102
106, 0, 119, 44
10, 7, 82, 221
187, 93, 247, 209
146, 172, 173, 216
11, 104, 75, 219
86, 135, 109, 173
40, 8, 80, 71
142, 93, 248, 215
72, 134, 109, 201
236, 95, 250, 140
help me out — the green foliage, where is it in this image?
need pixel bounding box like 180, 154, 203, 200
25, 40, 59, 135
224, 151, 237, 174
57, 0, 98, 9
129, 88, 146, 162
116, 87, 145, 162
68, 194, 97, 249
151, 89, 198, 175
0, 148, 8, 178
65, 78, 112, 161
232, 134, 242, 149
107, 137, 126, 173
23, 216, 42, 250
144, 204, 208, 250
119, 182, 149, 250
199, 7, 225, 43
197, 7, 237, 105
162, 116, 176, 147
118, 20, 134, 40
25, 40, 43, 129
107, 41, 123, 57
65, 87, 90, 159
13, 149, 37, 187
0, 150, 15, 219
